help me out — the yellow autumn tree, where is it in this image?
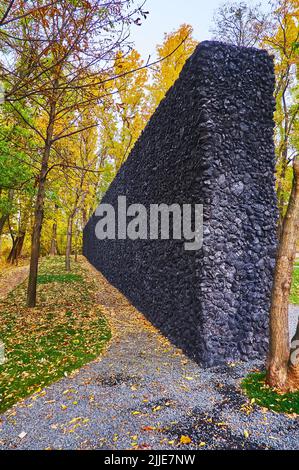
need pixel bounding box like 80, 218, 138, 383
148, 24, 198, 114
264, 0, 299, 232
98, 25, 197, 176
99, 49, 149, 172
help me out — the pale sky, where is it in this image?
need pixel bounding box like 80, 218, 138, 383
130, 0, 272, 60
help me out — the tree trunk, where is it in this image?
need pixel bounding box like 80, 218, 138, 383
49, 204, 59, 256
82, 208, 87, 228
0, 189, 14, 240
267, 156, 299, 391
7, 231, 26, 264
26, 156, 48, 307
277, 152, 288, 240
0, 215, 8, 238
66, 199, 80, 270
7, 197, 31, 264
74, 225, 78, 262
65, 215, 73, 272
26, 99, 56, 308
49, 222, 58, 256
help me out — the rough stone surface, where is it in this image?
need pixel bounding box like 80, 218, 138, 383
83, 41, 278, 366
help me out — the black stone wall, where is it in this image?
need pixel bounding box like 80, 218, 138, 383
83, 41, 278, 366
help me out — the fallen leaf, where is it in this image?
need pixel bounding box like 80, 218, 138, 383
142, 426, 155, 432
180, 435, 192, 445
153, 405, 161, 412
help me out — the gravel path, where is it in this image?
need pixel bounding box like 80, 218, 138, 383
0, 265, 29, 300
0, 259, 298, 450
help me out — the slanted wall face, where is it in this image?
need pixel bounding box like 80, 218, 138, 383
83, 41, 278, 367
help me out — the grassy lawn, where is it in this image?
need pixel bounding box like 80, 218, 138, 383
290, 262, 299, 304
242, 372, 299, 414
0, 256, 111, 413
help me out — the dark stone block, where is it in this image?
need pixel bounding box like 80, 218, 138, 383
83, 41, 278, 366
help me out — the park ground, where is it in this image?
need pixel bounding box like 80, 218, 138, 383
0, 256, 298, 450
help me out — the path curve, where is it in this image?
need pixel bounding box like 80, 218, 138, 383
0, 259, 299, 450
0, 265, 29, 300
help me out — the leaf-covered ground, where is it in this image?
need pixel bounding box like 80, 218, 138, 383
242, 372, 299, 414
0, 257, 111, 413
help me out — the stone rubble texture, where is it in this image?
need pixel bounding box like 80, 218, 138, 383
83, 41, 278, 366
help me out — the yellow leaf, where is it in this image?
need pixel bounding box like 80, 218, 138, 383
180, 435, 192, 445
153, 405, 161, 412
244, 430, 249, 438
142, 426, 155, 431
69, 417, 81, 424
